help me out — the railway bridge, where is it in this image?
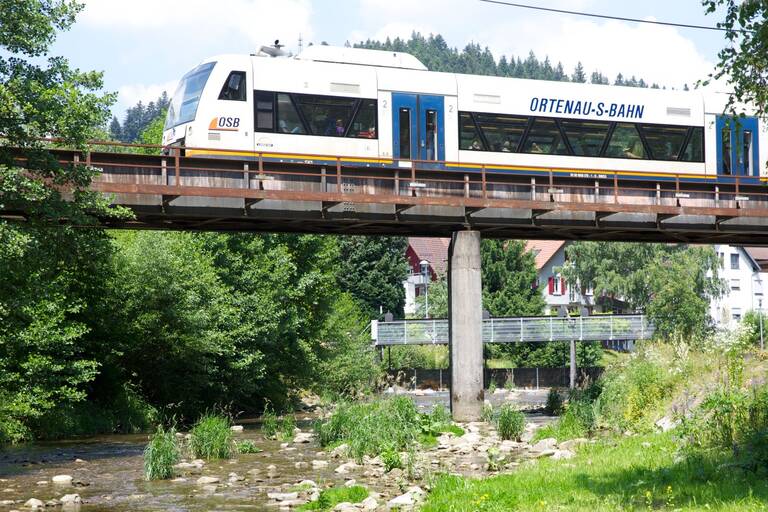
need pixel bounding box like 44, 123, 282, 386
7, 141, 768, 420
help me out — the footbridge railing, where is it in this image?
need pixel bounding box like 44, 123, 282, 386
371, 315, 654, 346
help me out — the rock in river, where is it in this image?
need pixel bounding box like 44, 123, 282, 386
52, 475, 73, 485
196, 476, 220, 485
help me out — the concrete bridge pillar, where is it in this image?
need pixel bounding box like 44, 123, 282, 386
448, 230, 483, 421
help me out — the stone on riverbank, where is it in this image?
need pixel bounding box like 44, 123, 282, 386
230, 425, 244, 432
51, 475, 73, 485
558, 438, 588, 452
23, 498, 44, 509
531, 438, 557, 452
311, 460, 328, 469
196, 476, 220, 485
267, 492, 298, 501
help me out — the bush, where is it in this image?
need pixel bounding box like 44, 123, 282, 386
596, 352, 674, 432
315, 396, 422, 460
481, 403, 494, 423
496, 404, 525, 441
143, 426, 180, 480
381, 445, 403, 471
236, 439, 262, 454
189, 414, 233, 460
546, 388, 564, 415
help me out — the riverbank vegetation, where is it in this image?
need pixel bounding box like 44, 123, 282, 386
423, 326, 768, 510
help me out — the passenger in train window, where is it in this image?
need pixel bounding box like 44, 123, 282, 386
623, 140, 644, 159
469, 139, 482, 150
530, 142, 545, 153
335, 119, 345, 136
501, 141, 512, 152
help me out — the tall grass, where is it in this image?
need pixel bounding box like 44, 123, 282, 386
299, 485, 369, 511
261, 403, 295, 441
143, 426, 180, 480
496, 404, 525, 441
315, 396, 425, 460
189, 414, 233, 460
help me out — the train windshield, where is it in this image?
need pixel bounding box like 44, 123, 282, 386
164, 62, 216, 130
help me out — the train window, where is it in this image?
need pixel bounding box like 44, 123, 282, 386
165, 61, 216, 129
276, 93, 306, 134
521, 118, 568, 155
681, 127, 704, 162
560, 120, 610, 156
295, 95, 357, 137
399, 108, 412, 159
605, 123, 646, 159
721, 127, 732, 174
474, 113, 528, 152
641, 125, 687, 160
347, 99, 377, 138
254, 91, 275, 131
744, 130, 753, 173
459, 112, 483, 150
218, 71, 246, 101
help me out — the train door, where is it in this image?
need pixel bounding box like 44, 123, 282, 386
717, 115, 759, 176
392, 93, 445, 163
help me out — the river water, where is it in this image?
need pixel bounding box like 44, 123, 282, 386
0, 390, 551, 511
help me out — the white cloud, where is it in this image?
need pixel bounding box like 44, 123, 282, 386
80, 0, 314, 49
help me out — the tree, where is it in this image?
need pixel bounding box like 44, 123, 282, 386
703, 1, 768, 118
0, 0, 127, 442
336, 236, 409, 318
572, 62, 587, 83
560, 242, 725, 339
481, 240, 545, 317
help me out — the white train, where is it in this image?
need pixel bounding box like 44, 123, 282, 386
162, 45, 764, 183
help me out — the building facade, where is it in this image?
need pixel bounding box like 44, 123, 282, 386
710, 245, 766, 326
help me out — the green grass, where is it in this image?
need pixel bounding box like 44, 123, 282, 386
422, 432, 768, 511
485, 358, 515, 369
143, 425, 180, 480
496, 404, 525, 441
189, 414, 233, 460
299, 485, 369, 510
262, 404, 295, 441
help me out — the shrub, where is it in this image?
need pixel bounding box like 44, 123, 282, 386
315, 396, 422, 460
143, 426, 180, 480
496, 404, 525, 441
279, 414, 296, 441
189, 414, 233, 460
381, 445, 403, 471
546, 388, 564, 415
596, 352, 673, 432
236, 439, 262, 454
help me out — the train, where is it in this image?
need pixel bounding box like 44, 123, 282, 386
162, 44, 765, 183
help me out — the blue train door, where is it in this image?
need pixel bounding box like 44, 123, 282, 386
392, 93, 445, 162
717, 115, 759, 176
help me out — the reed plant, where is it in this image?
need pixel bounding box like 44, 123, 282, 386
189, 413, 233, 459
143, 425, 180, 480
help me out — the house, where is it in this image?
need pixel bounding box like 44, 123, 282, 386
403, 237, 449, 315
710, 245, 767, 325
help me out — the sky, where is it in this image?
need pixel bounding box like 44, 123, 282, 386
49, 0, 732, 118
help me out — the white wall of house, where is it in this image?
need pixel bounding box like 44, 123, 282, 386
403, 273, 427, 316
710, 245, 765, 326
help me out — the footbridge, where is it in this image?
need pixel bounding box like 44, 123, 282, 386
371, 315, 653, 346
5, 141, 766, 421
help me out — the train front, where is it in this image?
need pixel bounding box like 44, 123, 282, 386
162, 61, 217, 151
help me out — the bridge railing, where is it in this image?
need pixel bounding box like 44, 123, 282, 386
371, 315, 654, 346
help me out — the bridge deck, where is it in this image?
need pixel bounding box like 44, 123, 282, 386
7, 142, 768, 243
371, 315, 654, 346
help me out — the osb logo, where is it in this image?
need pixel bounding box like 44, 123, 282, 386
209, 116, 240, 131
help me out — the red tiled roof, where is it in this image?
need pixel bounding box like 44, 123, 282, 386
408, 237, 450, 276
524, 240, 566, 270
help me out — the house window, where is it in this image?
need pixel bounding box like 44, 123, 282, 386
718, 252, 725, 267
731, 278, 741, 291
732, 307, 742, 321
731, 253, 740, 270
553, 275, 562, 295
755, 280, 763, 296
